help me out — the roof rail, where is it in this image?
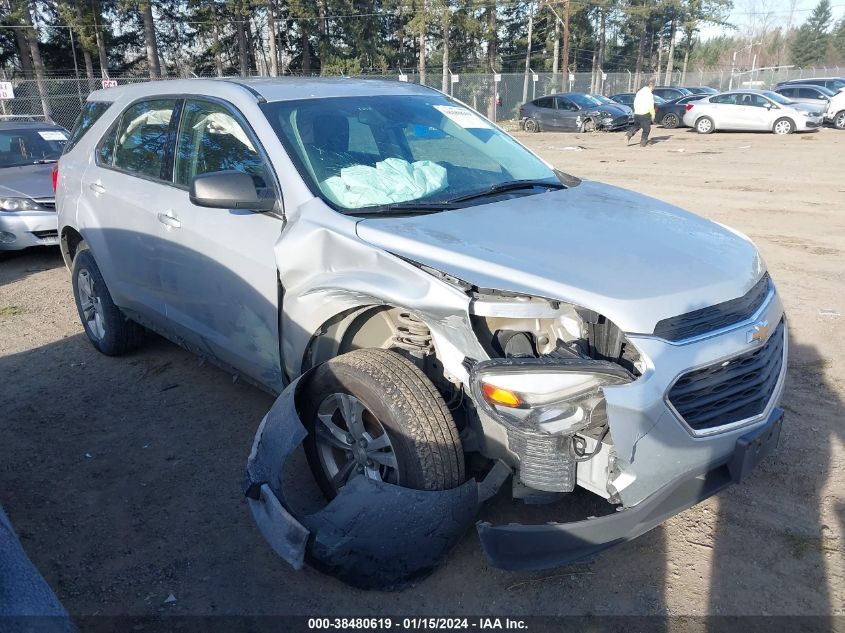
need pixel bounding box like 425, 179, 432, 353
218, 79, 267, 103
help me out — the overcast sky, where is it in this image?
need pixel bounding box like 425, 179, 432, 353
700, 0, 845, 40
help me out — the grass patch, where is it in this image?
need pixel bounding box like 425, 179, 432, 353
782, 530, 839, 559
0, 305, 25, 317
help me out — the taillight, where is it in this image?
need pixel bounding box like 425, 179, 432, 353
685, 104, 694, 111
51, 162, 59, 192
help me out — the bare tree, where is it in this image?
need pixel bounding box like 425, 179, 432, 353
522, 2, 533, 103
19, 0, 52, 117
139, 1, 161, 78
441, 1, 450, 93
267, 0, 279, 76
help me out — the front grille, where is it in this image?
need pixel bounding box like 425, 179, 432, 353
33, 198, 55, 211
32, 230, 58, 239
654, 273, 771, 342
668, 319, 785, 432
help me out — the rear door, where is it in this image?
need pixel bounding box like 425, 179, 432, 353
705, 93, 739, 128
532, 97, 561, 130
157, 97, 284, 389
80, 97, 181, 323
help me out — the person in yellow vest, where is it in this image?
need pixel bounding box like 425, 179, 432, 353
626, 79, 656, 147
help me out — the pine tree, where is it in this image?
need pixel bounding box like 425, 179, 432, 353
790, 0, 833, 67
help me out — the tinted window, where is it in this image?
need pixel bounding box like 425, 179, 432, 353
113, 99, 178, 180
710, 94, 737, 104
736, 93, 769, 107
64, 101, 111, 154
778, 88, 797, 98
555, 97, 576, 110
798, 87, 824, 99
95, 121, 118, 166
0, 127, 67, 168
175, 100, 269, 190
535, 97, 554, 108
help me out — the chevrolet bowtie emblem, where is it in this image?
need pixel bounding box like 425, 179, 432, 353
747, 320, 770, 344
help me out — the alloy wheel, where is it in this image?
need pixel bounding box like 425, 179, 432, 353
774, 120, 793, 135
314, 393, 399, 491
76, 269, 106, 341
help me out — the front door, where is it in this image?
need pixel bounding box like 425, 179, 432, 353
158, 98, 284, 390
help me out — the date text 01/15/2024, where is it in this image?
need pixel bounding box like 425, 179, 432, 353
307, 618, 528, 630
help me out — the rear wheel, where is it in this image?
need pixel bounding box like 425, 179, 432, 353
662, 112, 679, 129
71, 244, 145, 356
773, 118, 794, 135
695, 116, 715, 134
833, 110, 845, 130
524, 118, 539, 133
301, 349, 465, 500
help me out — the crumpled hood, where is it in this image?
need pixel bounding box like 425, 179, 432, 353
0, 163, 55, 200
356, 181, 765, 334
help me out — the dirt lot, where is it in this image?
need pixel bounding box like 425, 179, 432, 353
1, 126, 843, 618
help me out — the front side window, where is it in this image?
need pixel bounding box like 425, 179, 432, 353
175, 99, 270, 190
0, 127, 67, 168
710, 94, 737, 105
113, 99, 178, 180
64, 101, 111, 154
261, 95, 558, 213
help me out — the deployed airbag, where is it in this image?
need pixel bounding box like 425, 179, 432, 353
321, 158, 448, 208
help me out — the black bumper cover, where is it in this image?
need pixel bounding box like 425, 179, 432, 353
477, 407, 783, 571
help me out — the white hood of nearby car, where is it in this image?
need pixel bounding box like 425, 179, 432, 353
355, 181, 765, 334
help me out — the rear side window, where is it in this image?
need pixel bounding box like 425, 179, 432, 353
798, 88, 822, 98
534, 97, 553, 108
710, 94, 737, 105
113, 99, 178, 180
64, 101, 111, 154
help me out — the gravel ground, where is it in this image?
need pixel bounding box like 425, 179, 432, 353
0, 126, 843, 618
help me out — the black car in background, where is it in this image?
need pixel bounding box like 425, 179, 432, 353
683, 86, 719, 95
652, 86, 693, 101
655, 94, 707, 128
519, 92, 633, 132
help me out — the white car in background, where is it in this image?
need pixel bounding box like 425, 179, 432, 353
773, 84, 845, 129
683, 90, 825, 135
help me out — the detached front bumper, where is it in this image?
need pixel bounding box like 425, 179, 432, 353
0, 209, 58, 250
478, 406, 782, 570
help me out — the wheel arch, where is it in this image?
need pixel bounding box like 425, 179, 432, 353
60, 226, 84, 270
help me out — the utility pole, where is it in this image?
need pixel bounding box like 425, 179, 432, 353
562, 0, 570, 91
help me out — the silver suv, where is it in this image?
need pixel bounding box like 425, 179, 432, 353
56, 79, 787, 586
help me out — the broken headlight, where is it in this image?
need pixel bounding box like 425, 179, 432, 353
471, 359, 632, 436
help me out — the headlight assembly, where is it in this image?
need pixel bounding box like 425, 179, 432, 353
0, 197, 44, 212
471, 359, 633, 436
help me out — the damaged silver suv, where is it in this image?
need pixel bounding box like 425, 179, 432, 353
56, 79, 787, 588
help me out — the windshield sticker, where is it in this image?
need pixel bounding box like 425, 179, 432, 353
38, 130, 68, 141
433, 105, 491, 129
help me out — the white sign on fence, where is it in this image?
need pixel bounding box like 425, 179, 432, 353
601, 72, 607, 81
451, 74, 459, 83
494, 74, 501, 82
569, 73, 575, 82
532, 74, 538, 82
101, 79, 118, 89
398, 74, 408, 82
0, 82, 14, 100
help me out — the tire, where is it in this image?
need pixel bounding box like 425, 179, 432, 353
662, 112, 679, 129
524, 118, 539, 133
695, 116, 715, 134
71, 243, 145, 356
833, 110, 845, 130
773, 117, 794, 135
301, 349, 465, 500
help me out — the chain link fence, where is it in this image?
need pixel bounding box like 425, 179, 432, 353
3, 66, 843, 132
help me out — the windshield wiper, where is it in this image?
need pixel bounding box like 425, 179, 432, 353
447, 180, 565, 204
353, 201, 460, 216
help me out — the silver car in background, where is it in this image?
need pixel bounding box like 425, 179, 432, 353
0, 120, 68, 250
683, 89, 824, 134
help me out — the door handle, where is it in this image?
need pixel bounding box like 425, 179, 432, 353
89, 182, 106, 194
157, 211, 182, 229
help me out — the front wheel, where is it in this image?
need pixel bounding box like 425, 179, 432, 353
832, 110, 845, 130
662, 112, 679, 129
695, 116, 715, 134
71, 244, 145, 356
523, 118, 539, 133
773, 117, 794, 135
301, 349, 465, 500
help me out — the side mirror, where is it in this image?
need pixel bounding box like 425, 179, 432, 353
189, 170, 276, 212
764, 103, 773, 109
